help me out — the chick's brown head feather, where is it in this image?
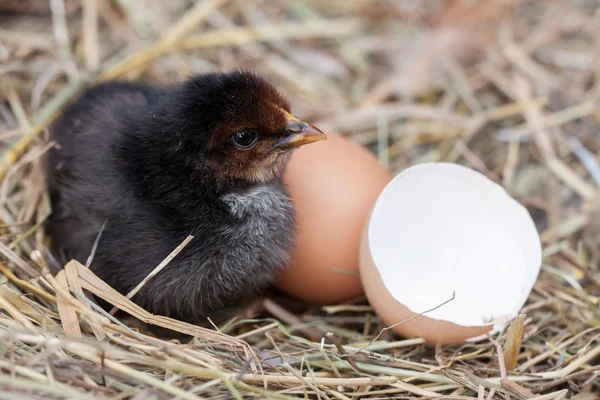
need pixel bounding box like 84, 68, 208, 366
168, 70, 325, 184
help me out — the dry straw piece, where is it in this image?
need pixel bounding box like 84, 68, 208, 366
0, 0, 599, 398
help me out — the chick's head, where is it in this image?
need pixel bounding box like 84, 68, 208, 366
168, 70, 325, 184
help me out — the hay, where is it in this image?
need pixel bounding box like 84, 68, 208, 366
0, 0, 599, 398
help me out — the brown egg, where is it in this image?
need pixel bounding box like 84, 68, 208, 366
275, 132, 391, 304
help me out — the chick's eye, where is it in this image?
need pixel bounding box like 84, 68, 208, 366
231, 130, 259, 149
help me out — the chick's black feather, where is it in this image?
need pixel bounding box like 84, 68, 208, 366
45, 71, 297, 322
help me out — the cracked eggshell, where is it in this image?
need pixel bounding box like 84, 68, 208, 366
359, 162, 542, 345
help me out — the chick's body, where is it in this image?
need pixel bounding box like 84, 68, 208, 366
46, 71, 324, 322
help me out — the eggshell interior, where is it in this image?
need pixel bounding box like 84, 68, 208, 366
359, 224, 493, 345
275, 132, 391, 304
360, 162, 542, 344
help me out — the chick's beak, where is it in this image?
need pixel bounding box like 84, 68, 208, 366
274, 114, 327, 150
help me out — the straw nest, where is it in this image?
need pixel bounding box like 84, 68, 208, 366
0, 0, 599, 398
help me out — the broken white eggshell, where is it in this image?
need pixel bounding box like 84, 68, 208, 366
359, 162, 542, 345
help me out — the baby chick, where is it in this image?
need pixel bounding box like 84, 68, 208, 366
45, 70, 325, 322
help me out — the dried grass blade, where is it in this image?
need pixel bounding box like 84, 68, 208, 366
500, 378, 534, 399
0, 290, 37, 332
0, 242, 39, 277
65, 344, 204, 400
113, 234, 193, 311
54, 270, 82, 339
503, 314, 525, 372
99, 0, 227, 80
0, 287, 46, 325
6, 84, 32, 133
546, 158, 596, 200
72, 261, 254, 353
0, 373, 92, 400
390, 381, 442, 397
0, 262, 56, 303
513, 75, 596, 200
180, 19, 363, 49
81, 0, 99, 71
0, 78, 88, 181
64, 261, 106, 340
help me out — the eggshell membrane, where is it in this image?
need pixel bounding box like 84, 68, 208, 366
359, 162, 542, 345
276, 132, 391, 304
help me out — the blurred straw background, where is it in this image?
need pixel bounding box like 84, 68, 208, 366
0, 0, 599, 398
